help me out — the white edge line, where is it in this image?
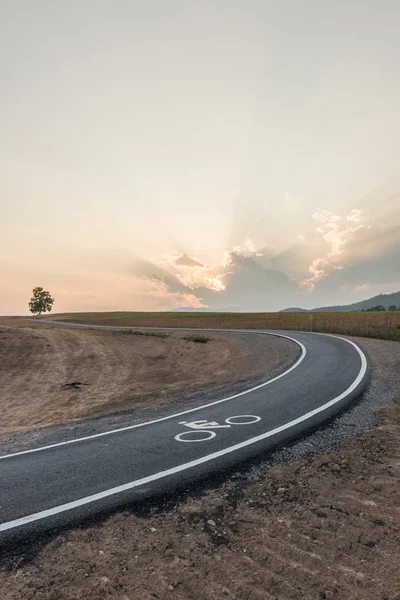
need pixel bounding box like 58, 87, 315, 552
0, 331, 306, 460
0, 335, 368, 533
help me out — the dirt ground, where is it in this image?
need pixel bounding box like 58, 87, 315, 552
1, 400, 399, 600
0, 320, 296, 435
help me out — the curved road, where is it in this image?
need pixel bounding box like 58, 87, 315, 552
0, 327, 369, 545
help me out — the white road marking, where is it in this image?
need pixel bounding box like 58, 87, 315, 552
182, 420, 231, 430
0, 335, 367, 533
174, 430, 217, 443
175, 415, 262, 442
0, 331, 306, 460
225, 415, 261, 425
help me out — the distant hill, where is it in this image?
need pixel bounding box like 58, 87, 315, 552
280, 307, 309, 313
281, 291, 400, 313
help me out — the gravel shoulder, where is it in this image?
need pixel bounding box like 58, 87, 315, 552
0, 336, 399, 600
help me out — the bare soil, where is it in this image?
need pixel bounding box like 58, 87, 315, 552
0, 321, 295, 434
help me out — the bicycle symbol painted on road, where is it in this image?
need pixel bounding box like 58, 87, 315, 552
174, 415, 261, 443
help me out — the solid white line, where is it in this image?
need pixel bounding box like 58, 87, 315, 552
0, 335, 367, 533
0, 331, 306, 460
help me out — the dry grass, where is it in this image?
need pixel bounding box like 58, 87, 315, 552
39, 311, 400, 341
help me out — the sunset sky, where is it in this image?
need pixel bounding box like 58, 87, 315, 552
1, 1, 400, 314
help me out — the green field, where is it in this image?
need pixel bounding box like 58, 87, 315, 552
41, 311, 400, 342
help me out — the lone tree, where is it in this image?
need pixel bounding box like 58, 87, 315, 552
28, 287, 54, 316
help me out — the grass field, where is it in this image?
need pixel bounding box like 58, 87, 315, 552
41, 311, 400, 341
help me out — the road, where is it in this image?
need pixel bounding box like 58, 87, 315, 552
0, 326, 368, 545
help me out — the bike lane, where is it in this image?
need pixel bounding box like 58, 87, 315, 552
0, 331, 368, 543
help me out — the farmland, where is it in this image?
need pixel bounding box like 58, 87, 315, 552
41, 310, 400, 341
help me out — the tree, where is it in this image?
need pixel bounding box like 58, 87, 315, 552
28, 287, 54, 316
366, 305, 386, 312
388, 305, 398, 311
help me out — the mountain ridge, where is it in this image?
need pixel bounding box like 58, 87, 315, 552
281, 291, 400, 312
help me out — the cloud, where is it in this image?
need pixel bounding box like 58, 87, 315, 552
313, 209, 362, 257
169, 252, 206, 268
160, 252, 227, 291
143, 277, 207, 310
130, 256, 193, 296
129, 207, 400, 311
194, 254, 296, 311
232, 239, 262, 257
163, 238, 295, 310
302, 258, 326, 289
130, 255, 225, 302
140, 248, 296, 311
254, 241, 316, 280
172, 263, 227, 292
301, 210, 366, 290
346, 209, 362, 223
297, 221, 400, 307
173, 270, 228, 291
204, 275, 226, 292
223, 238, 263, 267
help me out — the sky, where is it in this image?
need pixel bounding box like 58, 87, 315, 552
1, 0, 400, 314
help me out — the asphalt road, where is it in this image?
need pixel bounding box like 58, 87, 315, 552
0, 327, 368, 546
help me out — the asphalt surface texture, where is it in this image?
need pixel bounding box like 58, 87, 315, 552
0, 327, 369, 547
